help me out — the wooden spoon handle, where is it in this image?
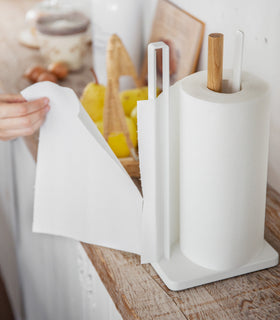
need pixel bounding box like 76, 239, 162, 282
207, 33, 224, 92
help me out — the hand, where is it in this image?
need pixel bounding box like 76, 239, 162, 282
0, 94, 50, 141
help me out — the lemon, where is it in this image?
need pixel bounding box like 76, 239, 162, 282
140, 86, 161, 98
119, 88, 144, 116
120, 86, 161, 116
80, 82, 106, 122
95, 117, 137, 158
139, 86, 149, 99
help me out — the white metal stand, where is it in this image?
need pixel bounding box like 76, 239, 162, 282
152, 240, 278, 291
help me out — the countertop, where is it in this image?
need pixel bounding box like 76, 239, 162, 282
1, 1, 279, 319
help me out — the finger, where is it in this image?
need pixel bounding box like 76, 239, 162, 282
0, 115, 46, 139
0, 97, 49, 119
0, 136, 17, 142
0, 135, 13, 141
0, 105, 50, 130
0, 94, 26, 103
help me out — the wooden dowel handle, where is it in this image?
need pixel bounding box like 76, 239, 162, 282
207, 33, 224, 92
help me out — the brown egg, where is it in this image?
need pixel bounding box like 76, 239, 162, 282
37, 71, 58, 83
48, 62, 68, 80
24, 65, 46, 82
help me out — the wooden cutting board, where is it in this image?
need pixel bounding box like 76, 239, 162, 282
141, 0, 205, 86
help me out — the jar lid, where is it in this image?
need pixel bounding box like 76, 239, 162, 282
36, 11, 90, 36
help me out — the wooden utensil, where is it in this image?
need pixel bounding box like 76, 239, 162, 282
140, 0, 205, 86
207, 33, 224, 92
104, 34, 140, 177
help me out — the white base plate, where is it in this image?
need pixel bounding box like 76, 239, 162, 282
152, 240, 279, 291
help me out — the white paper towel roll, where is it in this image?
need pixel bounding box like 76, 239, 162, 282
179, 70, 270, 271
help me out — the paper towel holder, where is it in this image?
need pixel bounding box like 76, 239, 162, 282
142, 41, 279, 291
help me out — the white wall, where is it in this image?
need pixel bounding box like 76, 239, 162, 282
143, 0, 280, 193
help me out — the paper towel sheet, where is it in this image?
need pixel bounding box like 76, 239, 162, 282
21, 82, 143, 255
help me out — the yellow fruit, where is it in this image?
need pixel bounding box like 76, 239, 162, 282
130, 106, 137, 126
120, 88, 144, 116
139, 86, 161, 99
108, 133, 131, 158
95, 117, 137, 158
80, 82, 106, 122
139, 86, 149, 99
120, 86, 161, 116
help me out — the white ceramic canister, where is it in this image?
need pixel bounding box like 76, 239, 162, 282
36, 11, 90, 71
91, 0, 143, 89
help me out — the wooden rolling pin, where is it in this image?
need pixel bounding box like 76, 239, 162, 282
207, 33, 224, 92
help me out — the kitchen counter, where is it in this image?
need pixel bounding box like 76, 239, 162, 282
1, 1, 280, 319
